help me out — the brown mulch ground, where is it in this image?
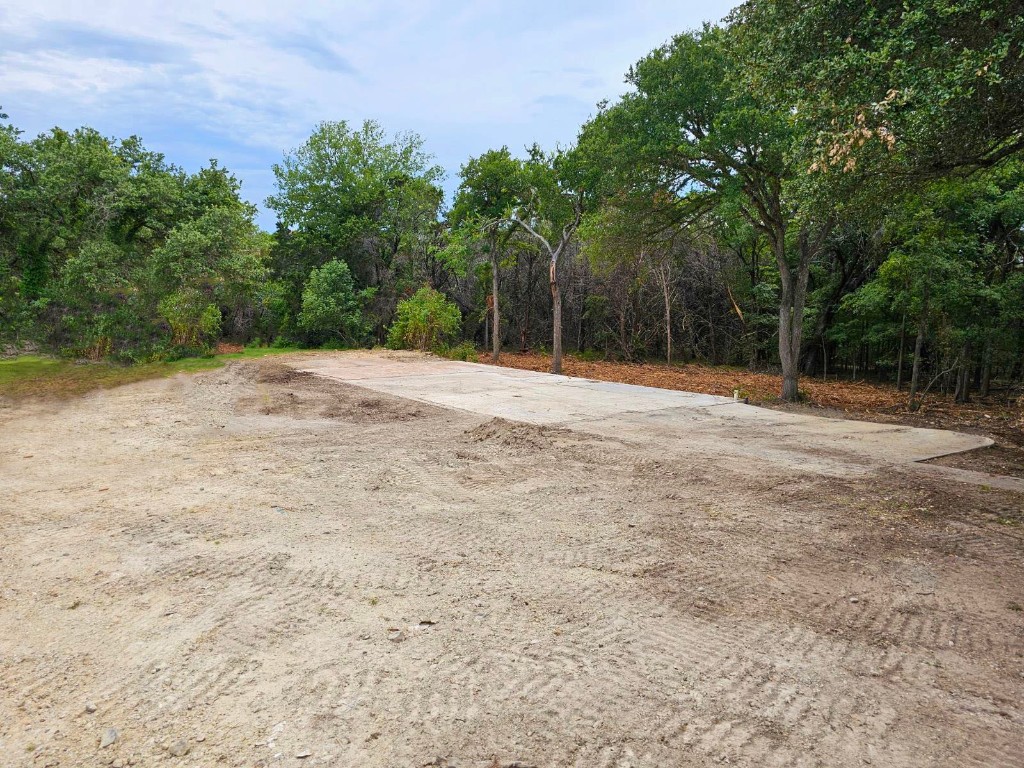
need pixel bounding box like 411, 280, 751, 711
480, 352, 1024, 477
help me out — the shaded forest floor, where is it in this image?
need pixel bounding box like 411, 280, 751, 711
482, 352, 1024, 478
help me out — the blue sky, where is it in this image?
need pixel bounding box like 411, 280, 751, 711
1, 1, 735, 229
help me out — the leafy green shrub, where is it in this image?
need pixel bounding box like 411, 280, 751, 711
158, 290, 221, 352
387, 287, 461, 351
439, 341, 478, 361
298, 260, 368, 345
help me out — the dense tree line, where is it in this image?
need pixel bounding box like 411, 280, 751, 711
0, 112, 272, 361
2, 0, 1022, 403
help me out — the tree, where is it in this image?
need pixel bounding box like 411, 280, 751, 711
723, 1, 1024, 398
450, 148, 526, 362
509, 148, 584, 374
832, 163, 1024, 407
267, 120, 444, 341
298, 260, 369, 345
579, 25, 830, 400
151, 203, 267, 311
734, 0, 1024, 179
0, 118, 268, 359
158, 290, 221, 351
386, 287, 461, 351
580, 197, 681, 364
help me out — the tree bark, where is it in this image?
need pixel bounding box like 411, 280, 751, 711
550, 259, 563, 374
658, 261, 673, 365
778, 292, 799, 400
955, 343, 971, 403
521, 252, 534, 352
776, 229, 814, 402
490, 243, 500, 362
896, 312, 907, 390
980, 338, 993, 397
510, 205, 580, 376
908, 315, 927, 410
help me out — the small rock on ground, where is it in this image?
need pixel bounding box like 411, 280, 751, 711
166, 738, 190, 757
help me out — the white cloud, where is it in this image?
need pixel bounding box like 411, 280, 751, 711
1, 0, 736, 225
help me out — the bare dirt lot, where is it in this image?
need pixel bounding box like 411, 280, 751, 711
2, 353, 1023, 767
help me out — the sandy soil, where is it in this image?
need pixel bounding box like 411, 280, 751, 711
1, 355, 1022, 767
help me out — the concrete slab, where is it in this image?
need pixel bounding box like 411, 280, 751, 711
295, 352, 994, 478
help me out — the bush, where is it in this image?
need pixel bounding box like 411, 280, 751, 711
387, 287, 461, 351
158, 290, 221, 351
439, 341, 478, 361
298, 260, 368, 345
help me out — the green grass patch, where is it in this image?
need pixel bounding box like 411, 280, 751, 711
0, 347, 303, 402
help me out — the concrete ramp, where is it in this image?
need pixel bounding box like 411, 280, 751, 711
296, 352, 994, 479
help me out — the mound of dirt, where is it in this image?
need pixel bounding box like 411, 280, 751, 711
252, 361, 312, 385
320, 396, 426, 423
924, 442, 1024, 478
236, 359, 433, 423
463, 418, 574, 449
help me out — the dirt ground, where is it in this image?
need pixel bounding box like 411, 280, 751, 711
1, 354, 1023, 767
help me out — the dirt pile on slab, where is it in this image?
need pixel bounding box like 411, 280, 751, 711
253, 361, 312, 384
464, 417, 577, 450
234, 359, 434, 423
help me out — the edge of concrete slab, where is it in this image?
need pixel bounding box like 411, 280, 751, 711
293, 354, 1013, 489
911, 462, 1024, 493
706, 401, 995, 462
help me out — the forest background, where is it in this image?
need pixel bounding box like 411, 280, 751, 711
2, 0, 1022, 408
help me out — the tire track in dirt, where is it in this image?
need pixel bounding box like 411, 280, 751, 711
528, 539, 974, 768
918, 524, 1024, 564
3, 653, 96, 713
379, 427, 968, 765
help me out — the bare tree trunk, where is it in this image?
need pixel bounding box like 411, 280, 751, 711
490, 247, 500, 362
577, 288, 585, 353
776, 230, 813, 402
657, 261, 672, 365
778, 293, 799, 400
955, 343, 971, 403
665, 288, 672, 366
510, 204, 580, 376
522, 252, 534, 352
908, 316, 927, 410
896, 312, 907, 390
980, 337, 993, 397
550, 259, 563, 374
